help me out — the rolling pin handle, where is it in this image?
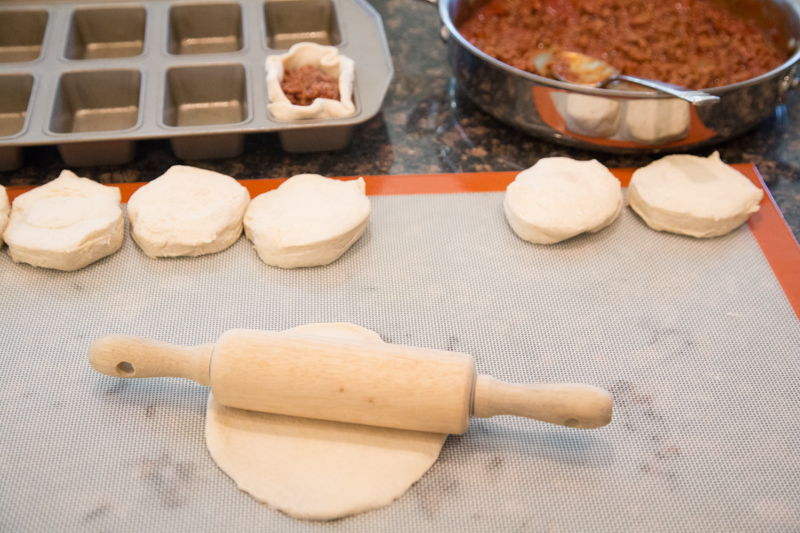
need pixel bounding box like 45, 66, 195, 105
472, 376, 613, 429
88, 335, 214, 386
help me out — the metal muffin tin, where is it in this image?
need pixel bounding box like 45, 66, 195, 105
0, 0, 393, 170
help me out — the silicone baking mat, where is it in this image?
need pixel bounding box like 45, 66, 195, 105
2, 166, 799, 532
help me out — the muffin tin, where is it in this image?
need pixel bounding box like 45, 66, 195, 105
0, 0, 393, 170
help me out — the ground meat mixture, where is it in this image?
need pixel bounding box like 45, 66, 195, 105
280, 65, 340, 106
458, 0, 788, 89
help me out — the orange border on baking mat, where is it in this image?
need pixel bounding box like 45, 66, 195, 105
739, 165, 800, 318
4, 164, 799, 317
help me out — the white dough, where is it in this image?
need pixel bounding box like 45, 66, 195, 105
244, 174, 370, 268
127, 166, 250, 258
628, 151, 764, 238
504, 157, 623, 244
623, 99, 690, 144
266, 42, 356, 120
0, 184, 9, 247
205, 322, 448, 521
3, 170, 123, 271
564, 94, 621, 138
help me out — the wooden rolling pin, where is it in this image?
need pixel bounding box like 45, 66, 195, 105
89, 329, 613, 434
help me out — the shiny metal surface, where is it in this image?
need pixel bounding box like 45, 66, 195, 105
0, 0, 393, 169
602, 75, 720, 107
439, 0, 800, 153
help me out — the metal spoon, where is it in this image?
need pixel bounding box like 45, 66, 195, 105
544, 51, 720, 107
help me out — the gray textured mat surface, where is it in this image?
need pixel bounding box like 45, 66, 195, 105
1, 191, 799, 532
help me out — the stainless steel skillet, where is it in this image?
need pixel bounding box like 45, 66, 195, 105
436, 0, 800, 153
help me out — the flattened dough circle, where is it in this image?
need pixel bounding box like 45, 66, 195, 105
628, 152, 764, 238
127, 166, 250, 258
3, 170, 123, 271
504, 157, 623, 244
205, 323, 447, 520
243, 174, 370, 268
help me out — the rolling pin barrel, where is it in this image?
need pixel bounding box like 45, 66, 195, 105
89, 330, 613, 433
211, 330, 477, 434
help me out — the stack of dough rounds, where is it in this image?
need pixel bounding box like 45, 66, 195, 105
0, 185, 8, 247
206, 322, 447, 521
627, 152, 764, 238
244, 174, 370, 268
504, 157, 623, 244
127, 166, 250, 258
3, 170, 123, 271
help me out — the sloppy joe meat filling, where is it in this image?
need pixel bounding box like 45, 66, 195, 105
458, 0, 787, 89
280, 65, 340, 106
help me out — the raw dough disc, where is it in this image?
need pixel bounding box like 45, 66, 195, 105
504, 157, 623, 244
3, 170, 124, 271
243, 174, 371, 268
628, 151, 764, 238
0, 184, 8, 247
205, 323, 448, 520
127, 165, 250, 258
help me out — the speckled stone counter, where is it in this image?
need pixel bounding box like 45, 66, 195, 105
2, 0, 800, 241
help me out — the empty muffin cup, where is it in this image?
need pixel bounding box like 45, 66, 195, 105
64, 6, 146, 60
163, 63, 249, 159
0, 73, 34, 170
0, 9, 48, 63
264, 0, 341, 49
49, 69, 142, 166
168, 2, 243, 55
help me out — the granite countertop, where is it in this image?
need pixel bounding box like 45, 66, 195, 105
2, 0, 800, 241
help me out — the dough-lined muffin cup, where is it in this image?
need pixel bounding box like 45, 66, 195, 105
266, 42, 356, 121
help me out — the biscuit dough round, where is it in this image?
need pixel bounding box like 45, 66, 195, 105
504, 158, 623, 244
243, 174, 370, 268
205, 323, 447, 521
0, 184, 9, 247
3, 170, 123, 270
127, 166, 250, 258
628, 152, 764, 238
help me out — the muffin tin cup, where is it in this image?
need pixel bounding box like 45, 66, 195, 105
0, 8, 48, 63
0, 0, 393, 170
64, 6, 147, 60
0, 72, 35, 170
